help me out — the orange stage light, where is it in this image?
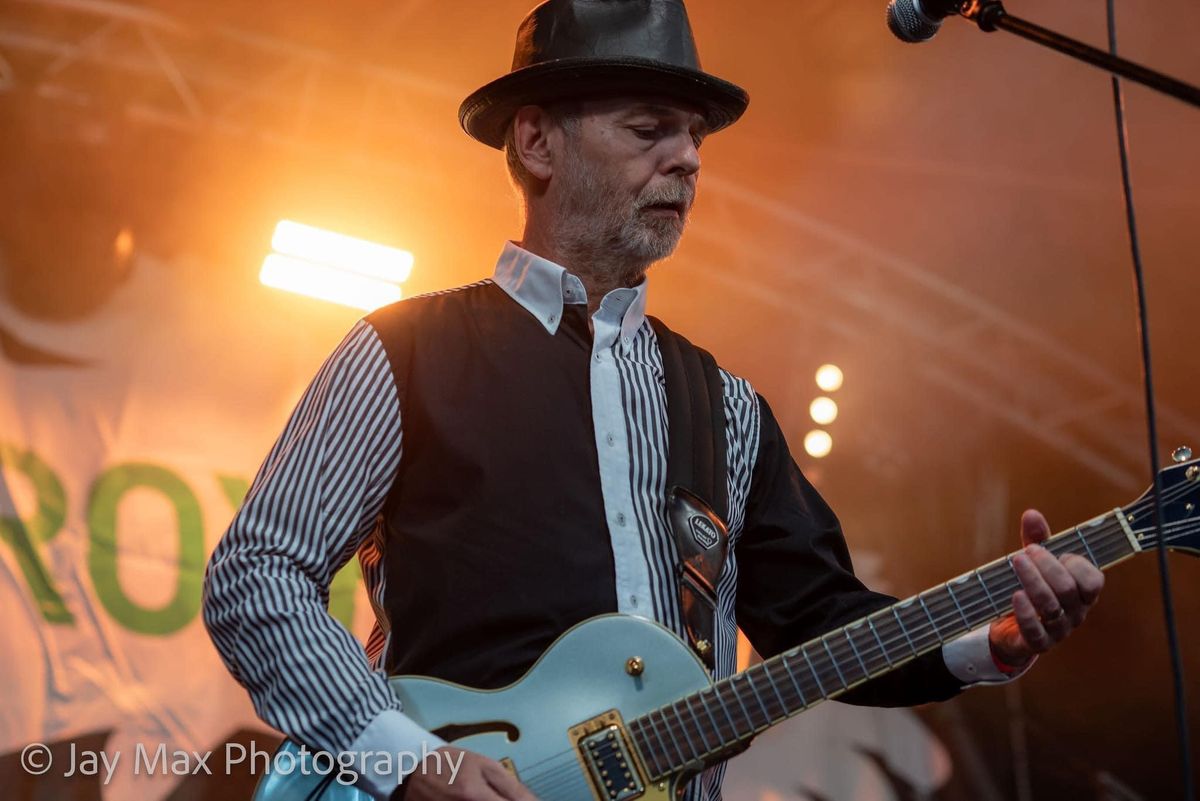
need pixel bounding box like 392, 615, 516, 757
260, 220, 412, 311
260, 254, 403, 311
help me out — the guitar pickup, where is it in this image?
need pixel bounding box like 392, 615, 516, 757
578, 725, 645, 801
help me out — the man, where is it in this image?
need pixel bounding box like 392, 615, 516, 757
202, 2, 1105, 800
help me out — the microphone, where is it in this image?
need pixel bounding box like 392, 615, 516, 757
886, 0, 961, 43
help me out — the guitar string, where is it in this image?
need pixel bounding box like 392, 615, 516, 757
505, 488, 1198, 793
626, 498, 1196, 775
724, 480, 1196, 728
521, 509, 1185, 796
623, 525, 1135, 777
519, 499, 1197, 794
517, 530, 1129, 798
522, 528, 1135, 798
524, 525, 1183, 798
520, 516, 1086, 796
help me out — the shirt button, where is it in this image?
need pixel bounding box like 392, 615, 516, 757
595, 353, 602, 362
616, 512, 626, 526
629, 595, 639, 608
606, 433, 615, 446
547, 314, 557, 324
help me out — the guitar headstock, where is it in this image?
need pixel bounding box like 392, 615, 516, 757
1124, 446, 1200, 556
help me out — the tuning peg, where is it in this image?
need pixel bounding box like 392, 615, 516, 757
1172, 446, 1193, 463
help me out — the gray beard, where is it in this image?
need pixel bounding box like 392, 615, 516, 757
552, 147, 688, 285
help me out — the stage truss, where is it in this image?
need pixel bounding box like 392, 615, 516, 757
1, 0, 1195, 493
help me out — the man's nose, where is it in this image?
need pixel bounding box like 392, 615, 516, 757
664, 133, 701, 178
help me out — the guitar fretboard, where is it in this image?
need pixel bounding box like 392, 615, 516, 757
626, 508, 1139, 779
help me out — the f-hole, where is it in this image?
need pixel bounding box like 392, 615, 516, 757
431, 721, 521, 743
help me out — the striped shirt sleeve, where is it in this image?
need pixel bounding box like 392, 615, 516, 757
202, 319, 441, 797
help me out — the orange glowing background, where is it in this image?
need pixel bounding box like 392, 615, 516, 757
1, 0, 1199, 797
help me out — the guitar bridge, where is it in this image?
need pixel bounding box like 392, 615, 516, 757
568, 710, 646, 801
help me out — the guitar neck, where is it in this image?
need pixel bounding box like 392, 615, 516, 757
626, 507, 1142, 780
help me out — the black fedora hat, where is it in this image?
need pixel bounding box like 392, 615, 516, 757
459, 0, 749, 149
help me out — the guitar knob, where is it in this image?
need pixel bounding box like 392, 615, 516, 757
1172, 446, 1193, 463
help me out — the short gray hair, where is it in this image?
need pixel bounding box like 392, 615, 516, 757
503, 102, 582, 195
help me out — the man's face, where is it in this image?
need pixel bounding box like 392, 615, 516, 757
552, 96, 708, 270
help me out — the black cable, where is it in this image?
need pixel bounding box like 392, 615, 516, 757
1104, 3, 1194, 799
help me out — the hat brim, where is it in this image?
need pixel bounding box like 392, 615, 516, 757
459, 58, 749, 149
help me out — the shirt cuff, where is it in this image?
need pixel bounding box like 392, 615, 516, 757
942, 625, 1036, 685
345, 708, 448, 800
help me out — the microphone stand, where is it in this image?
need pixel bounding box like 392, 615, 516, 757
956, 0, 1200, 109
940, 2, 1196, 798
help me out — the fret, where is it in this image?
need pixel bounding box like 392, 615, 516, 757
709, 692, 736, 745
801, 646, 828, 697
779, 650, 809, 706
844, 628, 870, 676
670, 700, 702, 757
997, 556, 1022, 598
974, 569, 1000, 615
741, 672, 772, 724
916, 595, 943, 642
634, 720, 665, 778
682, 696, 716, 754
1075, 526, 1099, 565
945, 582, 971, 628
657, 708, 687, 765
867, 618, 893, 667
820, 637, 848, 688
894, 603, 921, 650
892, 607, 917, 654
696, 692, 730, 749
704, 685, 742, 742
724, 674, 757, 733
626, 720, 651, 776
652, 709, 681, 767
761, 664, 789, 716
695, 687, 724, 739
643, 724, 672, 777
755, 667, 786, 720
1000, 558, 1020, 586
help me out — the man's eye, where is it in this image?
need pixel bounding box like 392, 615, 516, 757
632, 128, 659, 140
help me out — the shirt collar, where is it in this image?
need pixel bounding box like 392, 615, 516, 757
492, 241, 647, 342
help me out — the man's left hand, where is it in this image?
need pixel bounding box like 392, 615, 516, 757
987, 509, 1105, 671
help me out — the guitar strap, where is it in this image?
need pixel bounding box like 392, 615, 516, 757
648, 317, 729, 673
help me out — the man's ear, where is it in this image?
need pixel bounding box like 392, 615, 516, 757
512, 106, 557, 182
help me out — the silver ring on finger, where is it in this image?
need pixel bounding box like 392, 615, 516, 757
1040, 606, 1066, 625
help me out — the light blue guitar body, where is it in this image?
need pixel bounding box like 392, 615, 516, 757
252, 615, 712, 801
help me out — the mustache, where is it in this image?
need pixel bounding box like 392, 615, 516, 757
636, 184, 694, 212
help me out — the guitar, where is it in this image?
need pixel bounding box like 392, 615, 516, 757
253, 453, 1200, 801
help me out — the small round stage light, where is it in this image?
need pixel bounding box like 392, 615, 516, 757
804, 430, 833, 459
810, 397, 839, 425
815, 364, 844, 392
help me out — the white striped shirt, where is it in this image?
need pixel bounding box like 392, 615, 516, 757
203, 242, 1010, 801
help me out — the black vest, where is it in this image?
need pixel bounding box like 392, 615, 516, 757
367, 281, 632, 689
